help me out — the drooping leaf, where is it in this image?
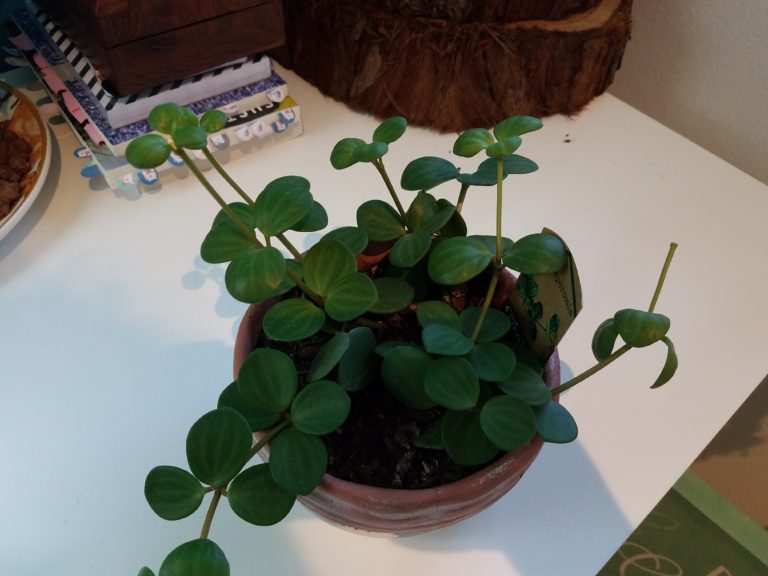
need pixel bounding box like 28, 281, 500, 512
480, 395, 537, 451
186, 408, 252, 487
200, 109, 228, 133
424, 357, 479, 410
381, 346, 435, 409
303, 239, 357, 296
467, 342, 517, 382
534, 401, 578, 443
172, 125, 208, 150
372, 116, 407, 143
291, 380, 351, 435
330, 137, 365, 169
237, 348, 298, 413
269, 427, 327, 495
224, 247, 286, 303
325, 273, 378, 321
218, 381, 280, 431
497, 363, 552, 406
254, 176, 313, 237
337, 327, 377, 391
453, 128, 495, 157
228, 464, 296, 526
592, 318, 620, 361
504, 233, 566, 274
421, 324, 474, 356
356, 200, 406, 241
290, 201, 328, 232
125, 134, 172, 169
485, 136, 522, 159
308, 332, 351, 381
389, 231, 433, 267
369, 277, 414, 314
262, 299, 326, 342
354, 141, 388, 163
459, 307, 512, 342
614, 309, 671, 348
651, 336, 678, 389
400, 156, 459, 191
428, 237, 492, 285
200, 224, 256, 264
323, 226, 368, 255
159, 539, 229, 576
144, 466, 206, 521
148, 103, 197, 135
416, 300, 463, 331
441, 411, 498, 466
494, 116, 543, 139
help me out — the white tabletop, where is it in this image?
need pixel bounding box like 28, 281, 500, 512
1, 66, 767, 576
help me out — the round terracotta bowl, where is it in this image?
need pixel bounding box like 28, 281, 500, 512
233, 295, 560, 536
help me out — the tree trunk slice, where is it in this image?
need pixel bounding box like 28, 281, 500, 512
276, 0, 632, 132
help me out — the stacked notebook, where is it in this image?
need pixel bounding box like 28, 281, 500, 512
8, 1, 303, 193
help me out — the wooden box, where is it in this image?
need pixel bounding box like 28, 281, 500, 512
35, 0, 285, 95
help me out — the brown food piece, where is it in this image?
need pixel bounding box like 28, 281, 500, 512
0, 121, 33, 219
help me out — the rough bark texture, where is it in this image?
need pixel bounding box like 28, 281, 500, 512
275, 0, 633, 132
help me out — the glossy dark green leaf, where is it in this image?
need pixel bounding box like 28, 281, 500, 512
200, 109, 227, 133
272, 259, 302, 297
125, 134, 172, 169
337, 327, 377, 391
485, 136, 522, 159
422, 324, 474, 356
228, 464, 296, 525
453, 128, 494, 157
497, 363, 552, 406
224, 247, 286, 303
237, 348, 298, 413
325, 273, 378, 321
186, 408, 252, 487
438, 202, 468, 237
354, 141, 388, 162
460, 307, 512, 342
534, 401, 578, 443
148, 103, 197, 135
159, 539, 229, 576
400, 156, 459, 191
425, 357, 479, 410
457, 154, 539, 186
441, 411, 498, 466
369, 277, 414, 314
405, 191, 437, 231
356, 200, 406, 241
323, 226, 368, 255
389, 231, 432, 267
262, 299, 325, 342
290, 201, 328, 232
144, 466, 206, 521
494, 115, 543, 139
218, 381, 280, 431
303, 239, 357, 296
212, 202, 259, 229
291, 380, 351, 435
480, 395, 537, 451
381, 346, 435, 409
469, 235, 514, 259
592, 318, 620, 361
372, 115, 407, 143
173, 125, 208, 150
422, 200, 456, 234
614, 309, 671, 348
651, 336, 678, 389
428, 237, 492, 285
200, 224, 256, 264
330, 137, 365, 169
416, 300, 462, 330
254, 176, 313, 237
504, 233, 566, 274
269, 427, 327, 495
138, 567, 155, 576
468, 342, 516, 382
308, 332, 350, 382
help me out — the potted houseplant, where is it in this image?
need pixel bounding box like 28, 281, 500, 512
127, 104, 678, 576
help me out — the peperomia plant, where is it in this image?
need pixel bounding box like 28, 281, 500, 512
127, 104, 678, 575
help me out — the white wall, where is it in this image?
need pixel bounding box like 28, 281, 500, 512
609, 0, 768, 185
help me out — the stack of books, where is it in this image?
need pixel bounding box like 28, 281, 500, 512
7, 1, 303, 194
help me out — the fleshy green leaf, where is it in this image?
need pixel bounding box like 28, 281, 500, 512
369, 277, 414, 314
308, 332, 351, 381
186, 408, 252, 487
325, 273, 378, 321
211, 202, 259, 229
200, 109, 228, 133
330, 137, 365, 169
467, 342, 517, 382
291, 380, 351, 435
400, 156, 459, 191
439, 203, 468, 237
354, 141, 388, 162
453, 128, 494, 157
269, 427, 327, 495
480, 395, 537, 451
237, 348, 298, 413
356, 200, 406, 241
497, 363, 552, 406
290, 201, 328, 232
224, 247, 286, 303
144, 466, 206, 521
218, 381, 280, 431
381, 346, 435, 409
389, 231, 432, 268
485, 136, 522, 159
372, 116, 407, 143
125, 134, 172, 169
416, 300, 463, 331
651, 336, 678, 389
469, 235, 514, 258
421, 324, 474, 356
428, 237, 492, 285
148, 103, 197, 135
494, 116, 543, 139
614, 309, 671, 348
405, 191, 438, 231
262, 299, 326, 342
200, 224, 256, 264
303, 239, 357, 296
441, 411, 498, 466
272, 259, 302, 297
159, 539, 229, 576
504, 233, 566, 274
459, 307, 512, 342
424, 357, 479, 410
228, 464, 296, 525
337, 327, 377, 391
138, 568, 155, 576
534, 401, 578, 443
173, 125, 208, 150
323, 227, 369, 255
592, 318, 620, 361
254, 176, 313, 237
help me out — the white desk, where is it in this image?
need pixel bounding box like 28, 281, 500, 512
2, 66, 767, 576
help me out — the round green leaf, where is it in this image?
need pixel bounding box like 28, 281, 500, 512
422, 324, 474, 356
201, 224, 256, 264
272, 259, 302, 297
381, 346, 435, 409
369, 277, 414, 314
323, 226, 368, 255
501, 154, 539, 175
138, 567, 155, 576
356, 200, 406, 241
405, 191, 438, 231
237, 348, 298, 413
534, 401, 578, 443
290, 201, 328, 232
354, 141, 388, 162
125, 134, 172, 169
173, 125, 208, 150
337, 327, 377, 391
416, 300, 463, 330
372, 116, 407, 143
254, 176, 313, 237
262, 298, 325, 342
228, 463, 296, 526
330, 137, 365, 169
614, 309, 671, 348
148, 103, 197, 135
480, 395, 537, 451
308, 332, 351, 381
200, 109, 227, 133
303, 239, 356, 296
592, 318, 619, 361
468, 342, 517, 382
439, 206, 468, 237
218, 381, 280, 431
441, 411, 498, 466
212, 202, 259, 230
494, 115, 543, 139
453, 128, 494, 157
470, 235, 514, 259
291, 380, 351, 435
400, 156, 459, 191
269, 427, 327, 495
422, 200, 456, 234
504, 233, 566, 274
424, 357, 479, 410
497, 363, 552, 406
459, 155, 539, 185
186, 408, 252, 487
651, 336, 678, 389
159, 538, 229, 576
144, 466, 206, 521
224, 247, 286, 303
485, 136, 522, 159
428, 237, 492, 285
460, 307, 511, 341
325, 273, 378, 321
389, 231, 432, 267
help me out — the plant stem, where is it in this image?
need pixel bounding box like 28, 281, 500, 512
455, 183, 470, 215
470, 266, 501, 342
373, 158, 409, 229
200, 489, 222, 540
250, 419, 292, 459
276, 233, 304, 262
202, 148, 254, 205
495, 158, 504, 261
649, 242, 678, 313
550, 344, 632, 396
